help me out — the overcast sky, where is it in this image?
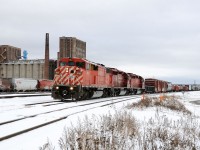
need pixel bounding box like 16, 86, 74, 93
0, 0, 200, 84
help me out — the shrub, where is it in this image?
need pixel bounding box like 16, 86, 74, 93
127, 94, 191, 115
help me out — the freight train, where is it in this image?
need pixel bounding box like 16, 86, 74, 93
144, 78, 189, 93
51, 57, 190, 101
0, 78, 53, 92
0, 58, 191, 97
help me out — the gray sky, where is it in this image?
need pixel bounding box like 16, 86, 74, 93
1, 0, 200, 84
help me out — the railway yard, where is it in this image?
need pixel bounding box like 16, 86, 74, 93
0, 91, 200, 149
0, 93, 142, 149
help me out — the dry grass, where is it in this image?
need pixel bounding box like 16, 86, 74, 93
39, 139, 55, 150
40, 94, 200, 150
127, 94, 191, 115
57, 111, 139, 150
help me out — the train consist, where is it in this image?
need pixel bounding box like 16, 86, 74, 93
52, 57, 144, 100
0, 78, 53, 92
51, 57, 190, 101
0, 57, 194, 98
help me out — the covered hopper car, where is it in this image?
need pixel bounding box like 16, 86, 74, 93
0, 78, 53, 92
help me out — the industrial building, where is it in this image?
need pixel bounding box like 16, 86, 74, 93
0, 35, 86, 80
59, 37, 86, 60
0, 33, 56, 80
0, 59, 56, 80
0, 45, 21, 63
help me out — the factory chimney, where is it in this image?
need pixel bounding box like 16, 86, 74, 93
44, 33, 49, 79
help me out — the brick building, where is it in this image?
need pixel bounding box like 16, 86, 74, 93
58, 37, 86, 60
0, 45, 21, 63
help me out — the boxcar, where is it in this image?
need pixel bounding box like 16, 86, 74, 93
145, 78, 158, 93
172, 85, 180, 92
161, 80, 168, 93
145, 78, 166, 93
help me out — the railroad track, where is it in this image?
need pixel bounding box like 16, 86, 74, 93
0, 93, 51, 99
0, 100, 62, 113
0, 95, 141, 142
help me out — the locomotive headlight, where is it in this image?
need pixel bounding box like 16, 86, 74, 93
70, 87, 74, 91
56, 86, 59, 90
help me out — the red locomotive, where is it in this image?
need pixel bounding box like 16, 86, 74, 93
51, 57, 145, 100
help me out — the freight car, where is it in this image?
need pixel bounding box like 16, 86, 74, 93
38, 79, 54, 91
52, 57, 145, 100
172, 84, 190, 92
145, 78, 168, 93
0, 78, 12, 92
167, 82, 173, 92
0, 78, 53, 92
12, 78, 38, 91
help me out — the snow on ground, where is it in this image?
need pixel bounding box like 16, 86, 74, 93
0, 91, 200, 149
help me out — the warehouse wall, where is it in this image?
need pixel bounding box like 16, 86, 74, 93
0, 60, 56, 80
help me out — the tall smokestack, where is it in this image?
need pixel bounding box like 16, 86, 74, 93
44, 33, 49, 79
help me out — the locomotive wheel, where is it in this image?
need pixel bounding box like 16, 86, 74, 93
115, 89, 120, 96
102, 89, 108, 98
80, 89, 89, 100
88, 90, 94, 99
74, 93, 81, 101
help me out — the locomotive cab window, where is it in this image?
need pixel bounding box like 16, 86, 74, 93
91, 64, 98, 71
60, 62, 67, 66
94, 65, 98, 71
76, 62, 85, 68
68, 61, 75, 66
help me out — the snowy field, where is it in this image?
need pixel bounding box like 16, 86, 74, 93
0, 91, 200, 149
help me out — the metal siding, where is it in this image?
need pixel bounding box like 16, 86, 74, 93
26, 64, 33, 78
33, 63, 40, 79
20, 64, 26, 78
13, 64, 20, 78
39, 63, 44, 79
7, 64, 13, 78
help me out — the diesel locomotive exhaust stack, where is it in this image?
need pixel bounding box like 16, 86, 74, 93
44, 33, 49, 79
